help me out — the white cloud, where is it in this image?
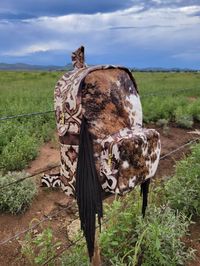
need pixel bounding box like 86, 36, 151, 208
0, 3, 199, 67
3, 42, 66, 56
179, 5, 200, 14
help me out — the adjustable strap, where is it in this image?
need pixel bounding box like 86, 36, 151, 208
141, 178, 150, 218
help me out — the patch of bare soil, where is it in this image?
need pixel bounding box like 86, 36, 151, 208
0, 125, 200, 265
154, 125, 197, 177
27, 141, 60, 174
187, 96, 198, 102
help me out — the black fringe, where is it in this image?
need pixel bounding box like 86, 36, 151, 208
141, 178, 150, 218
75, 116, 103, 261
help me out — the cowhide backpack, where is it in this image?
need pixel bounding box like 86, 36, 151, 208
42, 46, 161, 260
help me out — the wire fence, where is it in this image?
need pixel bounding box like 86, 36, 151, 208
36, 135, 200, 265
0, 87, 199, 122
0, 136, 199, 249
0, 207, 67, 245
160, 137, 200, 160
0, 137, 199, 192
0, 163, 60, 190
140, 87, 198, 98
0, 110, 54, 122
0, 86, 199, 263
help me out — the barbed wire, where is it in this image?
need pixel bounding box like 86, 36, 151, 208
0, 136, 199, 266
0, 81, 199, 263
41, 214, 111, 266
160, 137, 200, 160
0, 136, 199, 249
0, 207, 67, 245
42, 236, 84, 266
0, 163, 60, 190
0, 110, 54, 122
40, 137, 200, 265
0, 87, 199, 122
140, 87, 198, 98
1, 137, 199, 192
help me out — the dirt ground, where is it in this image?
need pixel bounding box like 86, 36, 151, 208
0, 124, 200, 266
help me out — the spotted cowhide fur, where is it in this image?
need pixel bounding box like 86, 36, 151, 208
42, 46, 161, 197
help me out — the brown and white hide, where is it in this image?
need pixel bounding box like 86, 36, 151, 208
42, 48, 161, 198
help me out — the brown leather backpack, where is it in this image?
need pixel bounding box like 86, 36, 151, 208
42, 46, 161, 260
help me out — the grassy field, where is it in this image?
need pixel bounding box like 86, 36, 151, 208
0, 71, 61, 171
0, 71, 200, 265
0, 71, 200, 172
136, 72, 200, 125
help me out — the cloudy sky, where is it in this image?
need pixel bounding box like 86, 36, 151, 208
0, 0, 200, 69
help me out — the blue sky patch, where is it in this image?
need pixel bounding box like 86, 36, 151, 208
0, 0, 199, 69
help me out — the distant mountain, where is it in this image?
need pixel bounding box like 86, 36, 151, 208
0, 63, 73, 71
0, 63, 198, 72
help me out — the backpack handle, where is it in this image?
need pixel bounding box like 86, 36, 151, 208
71, 46, 86, 69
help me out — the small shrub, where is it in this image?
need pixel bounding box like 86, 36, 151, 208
187, 99, 200, 122
137, 206, 193, 266
100, 195, 193, 266
61, 236, 89, 266
175, 116, 193, 129
40, 122, 55, 142
0, 171, 37, 214
174, 106, 193, 128
164, 143, 200, 216
156, 119, 169, 127
61, 191, 194, 266
21, 224, 61, 265
0, 134, 38, 171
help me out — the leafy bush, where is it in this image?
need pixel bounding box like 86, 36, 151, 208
0, 71, 58, 172
155, 119, 169, 127
99, 195, 193, 266
50, 141, 200, 265
175, 116, 193, 129
21, 225, 61, 265
0, 134, 38, 171
164, 143, 200, 216
187, 99, 200, 122
0, 171, 37, 214
61, 191, 194, 266
136, 207, 193, 266
61, 236, 89, 266
174, 106, 193, 128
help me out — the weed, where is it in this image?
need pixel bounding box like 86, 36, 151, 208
164, 143, 200, 216
0, 171, 37, 214
21, 222, 61, 265
156, 119, 169, 127
174, 106, 193, 128
100, 194, 194, 266
60, 190, 194, 266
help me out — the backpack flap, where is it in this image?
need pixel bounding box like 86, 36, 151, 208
100, 127, 161, 195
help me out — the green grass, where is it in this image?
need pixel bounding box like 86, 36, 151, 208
0, 71, 63, 171
0, 171, 37, 214
60, 142, 200, 265
164, 142, 200, 217
134, 72, 200, 125
135, 71, 200, 95
60, 192, 194, 266
0, 71, 199, 171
